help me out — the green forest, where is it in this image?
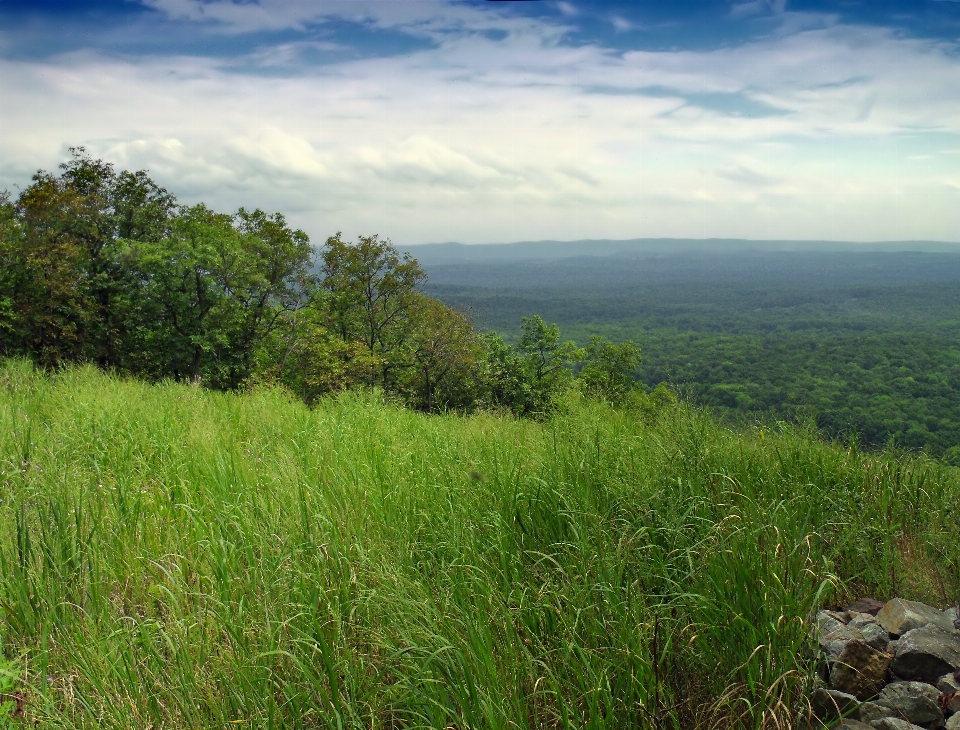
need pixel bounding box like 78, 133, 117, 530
0, 150, 651, 419
3, 150, 959, 465
422, 253, 960, 462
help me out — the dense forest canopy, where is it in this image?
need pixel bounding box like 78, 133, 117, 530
418, 251, 960, 460
0, 150, 648, 417
4, 150, 958, 462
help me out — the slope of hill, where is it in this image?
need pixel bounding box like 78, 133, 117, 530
0, 361, 957, 728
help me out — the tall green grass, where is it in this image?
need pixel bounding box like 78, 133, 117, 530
0, 359, 957, 729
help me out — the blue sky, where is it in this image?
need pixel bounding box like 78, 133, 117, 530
1, 0, 959, 244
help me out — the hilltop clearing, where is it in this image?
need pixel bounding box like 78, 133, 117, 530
1, 362, 958, 729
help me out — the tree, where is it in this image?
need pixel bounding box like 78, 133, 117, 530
319, 233, 426, 391
477, 332, 535, 415
402, 295, 483, 412
0, 192, 24, 352
515, 315, 584, 414
134, 205, 314, 387
254, 299, 375, 404
577, 336, 641, 405
0, 148, 176, 368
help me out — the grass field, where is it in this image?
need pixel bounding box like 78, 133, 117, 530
1, 360, 958, 729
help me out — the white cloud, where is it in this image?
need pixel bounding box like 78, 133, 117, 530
1, 3, 959, 243
730, 0, 787, 18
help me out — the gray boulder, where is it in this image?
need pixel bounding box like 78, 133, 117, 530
819, 611, 868, 661
892, 624, 960, 682
840, 721, 875, 730
858, 702, 895, 723
870, 719, 927, 730
937, 673, 960, 693
948, 607, 960, 630
851, 613, 879, 630
861, 623, 892, 652
812, 688, 861, 721
876, 681, 943, 726
848, 598, 886, 616
830, 640, 893, 700
820, 611, 867, 643
877, 599, 955, 636
947, 714, 960, 730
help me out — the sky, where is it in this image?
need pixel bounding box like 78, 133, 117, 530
1, 0, 959, 245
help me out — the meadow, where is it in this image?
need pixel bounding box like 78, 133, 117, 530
1, 360, 958, 729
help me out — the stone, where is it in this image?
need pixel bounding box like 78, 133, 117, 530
826, 639, 852, 663
938, 673, 960, 694
870, 719, 927, 730
858, 702, 895, 723
849, 598, 887, 616
819, 611, 867, 661
839, 721, 875, 730
892, 624, 960, 683
888, 640, 901, 655
876, 681, 944, 726
946, 714, 960, 730
820, 611, 866, 642
947, 607, 960, 631
831, 640, 893, 700
812, 688, 861, 720
816, 611, 863, 646
851, 613, 880, 631
860, 623, 892, 652
877, 599, 955, 636
941, 692, 960, 714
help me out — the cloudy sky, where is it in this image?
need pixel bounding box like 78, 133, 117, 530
1, 0, 959, 244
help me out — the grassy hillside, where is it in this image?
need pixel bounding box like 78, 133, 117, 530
0, 361, 958, 729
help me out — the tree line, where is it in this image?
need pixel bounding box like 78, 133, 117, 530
0, 149, 657, 415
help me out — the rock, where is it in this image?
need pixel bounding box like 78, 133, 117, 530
858, 702, 895, 723
877, 599, 955, 636
820, 611, 866, 642
947, 714, 960, 730
947, 607, 960, 631
840, 721, 875, 730
851, 613, 880, 631
812, 688, 861, 720
860, 623, 892, 652
849, 598, 887, 616
942, 692, 960, 714
870, 719, 927, 730
888, 640, 901, 655
938, 674, 960, 694
831, 640, 893, 700
819, 611, 867, 662
876, 681, 944, 726
826, 639, 853, 663
892, 624, 960, 683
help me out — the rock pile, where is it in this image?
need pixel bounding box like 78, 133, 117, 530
812, 597, 960, 730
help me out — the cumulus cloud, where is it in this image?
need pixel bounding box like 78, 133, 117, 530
1, 1, 959, 243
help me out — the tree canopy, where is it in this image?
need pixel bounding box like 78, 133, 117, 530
0, 150, 646, 416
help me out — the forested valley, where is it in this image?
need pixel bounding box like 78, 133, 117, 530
3, 149, 959, 464
418, 246, 960, 462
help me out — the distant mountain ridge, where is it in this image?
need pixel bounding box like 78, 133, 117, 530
400, 238, 960, 265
